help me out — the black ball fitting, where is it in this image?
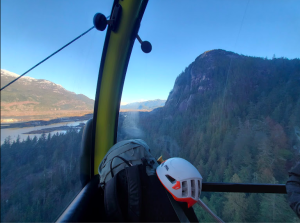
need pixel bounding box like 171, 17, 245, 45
141, 41, 152, 53
93, 13, 107, 31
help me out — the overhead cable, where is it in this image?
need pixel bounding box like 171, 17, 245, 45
1, 26, 95, 91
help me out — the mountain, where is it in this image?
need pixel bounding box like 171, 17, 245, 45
118, 49, 300, 221
120, 99, 166, 111
137, 49, 300, 167
1, 69, 94, 121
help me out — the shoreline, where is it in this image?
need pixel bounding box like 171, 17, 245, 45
23, 123, 86, 134
0, 110, 153, 130
1, 114, 93, 129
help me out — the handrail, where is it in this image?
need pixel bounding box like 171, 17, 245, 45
202, 182, 287, 194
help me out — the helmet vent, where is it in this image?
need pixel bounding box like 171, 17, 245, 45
165, 175, 176, 184
191, 180, 195, 198
198, 180, 201, 198
182, 181, 188, 197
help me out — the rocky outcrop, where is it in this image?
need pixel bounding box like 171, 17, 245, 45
165, 49, 237, 112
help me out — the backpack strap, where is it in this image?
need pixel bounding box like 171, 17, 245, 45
104, 156, 132, 222
110, 155, 132, 178
126, 165, 142, 222
104, 175, 124, 222
104, 164, 142, 222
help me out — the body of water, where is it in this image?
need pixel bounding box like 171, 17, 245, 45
1, 120, 88, 145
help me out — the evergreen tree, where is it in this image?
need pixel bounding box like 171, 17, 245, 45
222, 174, 248, 222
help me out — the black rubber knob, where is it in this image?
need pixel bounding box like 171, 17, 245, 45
141, 41, 152, 53
93, 13, 107, 31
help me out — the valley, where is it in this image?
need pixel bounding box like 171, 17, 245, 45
1, 50, 300, 222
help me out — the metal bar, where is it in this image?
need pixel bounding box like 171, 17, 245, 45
202, 182, 287, 194
136, 34, 143, 44
197, 199, 224, 223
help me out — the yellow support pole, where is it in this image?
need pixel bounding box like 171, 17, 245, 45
93, 0, 147, 174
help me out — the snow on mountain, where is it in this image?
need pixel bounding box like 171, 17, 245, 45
1, 69, 94, 116
1, 69, 36, 81
1, 69, 67, 92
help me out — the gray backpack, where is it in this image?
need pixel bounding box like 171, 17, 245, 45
98, 139, 158, 188
98, 139, 194, 222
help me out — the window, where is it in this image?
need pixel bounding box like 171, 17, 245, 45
1, 1, 112, 221
118, 1, 300, 222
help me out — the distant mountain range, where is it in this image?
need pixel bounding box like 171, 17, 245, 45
1, 69, 94, 121
1, 69, 165, 122
120, 99, 166, 111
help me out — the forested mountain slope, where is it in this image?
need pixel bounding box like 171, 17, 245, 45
134, 49, 300, 221
1, 69, 94, 121
1, 130, 82, 222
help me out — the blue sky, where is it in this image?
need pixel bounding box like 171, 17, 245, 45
1, 0, 300, 104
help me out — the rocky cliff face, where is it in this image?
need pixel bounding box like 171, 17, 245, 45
163, 49, 300, 114
137, 49, 300, 161
165, 49, 233, 110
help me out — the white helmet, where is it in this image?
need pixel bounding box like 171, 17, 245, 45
156, 157, 202, 208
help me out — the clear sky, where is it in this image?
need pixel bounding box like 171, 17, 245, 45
1, 0, 300, 104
